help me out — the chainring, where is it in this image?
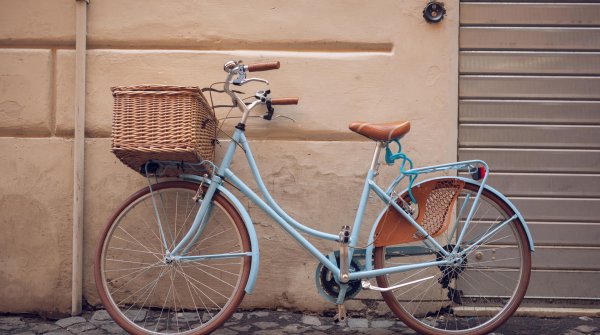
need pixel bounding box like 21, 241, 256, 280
314, 256, 362, 303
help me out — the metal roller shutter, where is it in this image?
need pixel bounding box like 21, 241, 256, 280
459, 1, 600, 306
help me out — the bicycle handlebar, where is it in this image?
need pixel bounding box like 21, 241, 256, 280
270, 97, 299, 105
222, 60, 298, 123
246, 61, 280, 72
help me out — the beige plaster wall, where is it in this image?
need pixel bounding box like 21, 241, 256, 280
0, 138, 73, 316
0, 1, 458, 315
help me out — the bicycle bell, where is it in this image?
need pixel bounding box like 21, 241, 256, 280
423, 1, 446, 23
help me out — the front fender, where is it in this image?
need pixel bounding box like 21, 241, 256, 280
179, 174, 260, 294
366, 176, 535, 267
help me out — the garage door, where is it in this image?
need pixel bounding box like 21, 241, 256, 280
459, 1, 600, 305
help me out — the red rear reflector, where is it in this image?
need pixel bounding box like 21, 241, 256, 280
478, 166, 486, 179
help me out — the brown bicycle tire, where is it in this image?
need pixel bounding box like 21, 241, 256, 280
374, 180, 532, 335
94, 181, 251, 335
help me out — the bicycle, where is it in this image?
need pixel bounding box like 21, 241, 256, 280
94, 60, 534, 335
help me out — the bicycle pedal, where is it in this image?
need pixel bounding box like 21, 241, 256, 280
333, 304, 347, 324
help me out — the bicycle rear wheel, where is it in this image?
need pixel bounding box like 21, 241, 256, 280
374, 180, 531, 335
94, 181, 251, 335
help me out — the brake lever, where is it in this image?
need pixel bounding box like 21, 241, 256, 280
263, 99, 275, 120
231, 62, 269, 86
233, 78, 270, 86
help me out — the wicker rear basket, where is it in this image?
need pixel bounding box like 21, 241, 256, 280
111, 85, 217, 175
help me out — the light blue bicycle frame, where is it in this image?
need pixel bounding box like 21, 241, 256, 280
158, 125, 534, 297
152, 63, 534, 298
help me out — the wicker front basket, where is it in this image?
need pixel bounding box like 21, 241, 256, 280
111, 85, 217, 175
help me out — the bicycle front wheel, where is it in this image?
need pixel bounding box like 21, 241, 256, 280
374, 180, 532, 335
94, 181, 251, 335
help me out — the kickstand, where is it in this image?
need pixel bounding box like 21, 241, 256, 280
333, 304, 347, 325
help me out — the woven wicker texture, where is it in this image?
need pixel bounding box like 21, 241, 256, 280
418, 179, 464, 238
111, 85, 217, 175
374, 178, 465, 247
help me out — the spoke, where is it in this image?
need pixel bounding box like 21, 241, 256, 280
464, 234, 516, 261
105, 264, 161, 285
141, 201, 169, 248
105, 266, 156, 274
157, 191, 174, 250
173, 266, 223, 311
107, 260, 165, 297
388, 266, 436, 290
106, 258, 161, 267
446, 272, 489, 328
466, 256, 522, 269
456, 271, 497, 315
180, 261, 242, 277
177, 268, 230, 300
400, 273, 443, 322
462, 196, 492, 240
177, 263, 204, 326
179, 261, 242, 269
115, 264, 168, 307
465, 270, 520, 293
132, 203, 165, 252
171, 196, 200, 248
449, 194, 471, 245
473, 208, 498, 237
155, 270, 174, 332
124, 265, 169, 324
184, 263, 236, 289
116, 226, 163, 263
175, 265, 213, 321
193, 240, 241, 255
175, 192, 180, 250
464, 220, 515, 252
108, 245, 163, 258
138, 266, 168, 330
169, 267, 180, 331
197, 227, 235, 245
462, 265, 519, 293
475, 233, 514, 247
467, 244, 518, 252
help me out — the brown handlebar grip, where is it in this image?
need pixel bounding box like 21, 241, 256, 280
246, 61, 281, 72
270, 97, 299, 105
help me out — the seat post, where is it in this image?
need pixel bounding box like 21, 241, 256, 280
370, 142, 385, 171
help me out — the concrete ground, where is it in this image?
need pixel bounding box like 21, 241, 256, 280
1, 309, 599, 335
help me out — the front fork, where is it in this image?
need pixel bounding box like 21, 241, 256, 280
159, 176, 221, 261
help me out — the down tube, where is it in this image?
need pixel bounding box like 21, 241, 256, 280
223, 168, 340, 278
238, 132, 339, 242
